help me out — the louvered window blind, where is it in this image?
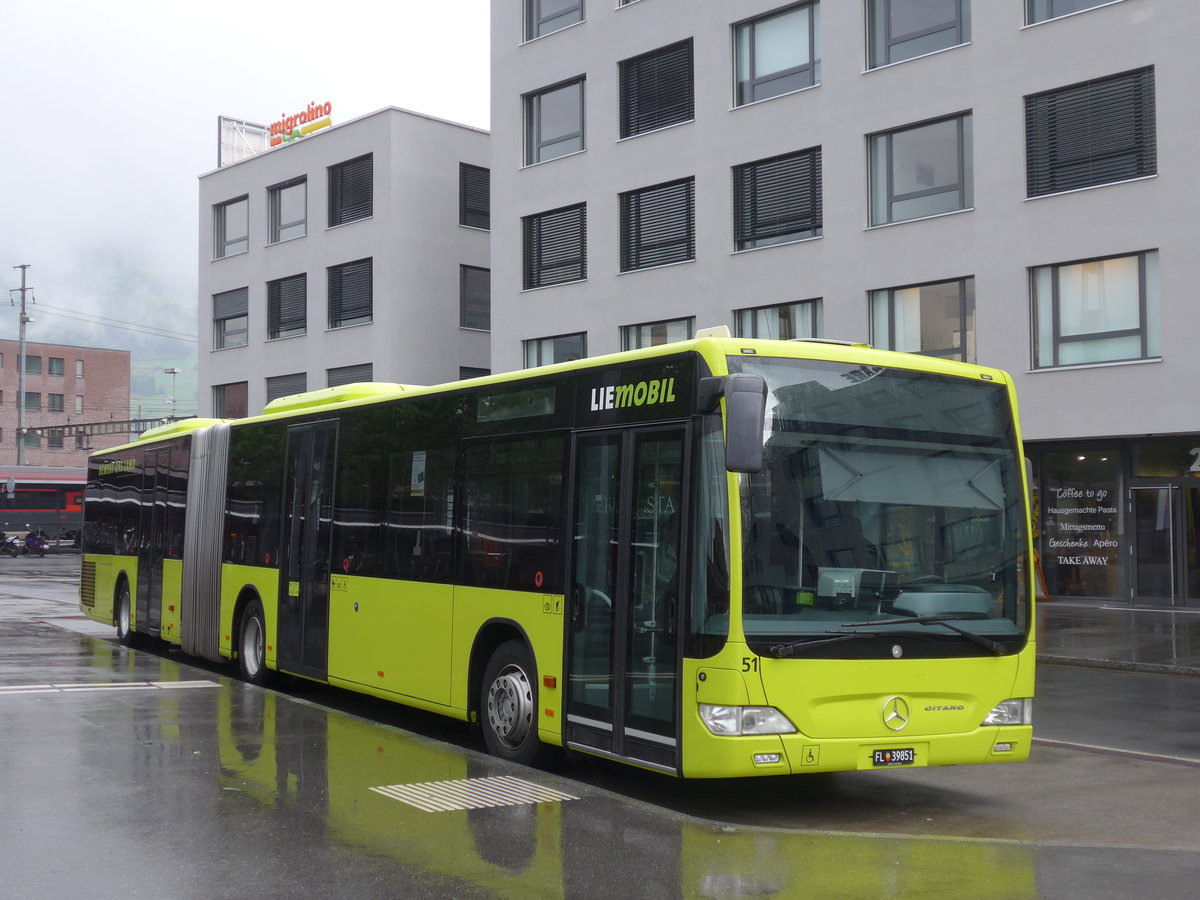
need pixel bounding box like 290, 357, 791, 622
620, 178, 695, 271
620, 40, 694, 138
266, 372, 307, 402
328, 258, 373, 328
328, 154, 374, 226
1026, 67, 1155, 197
523, 204, 587, 289
460, 163, 490, 229
734, 147, 822, 250
267, 274, 306, 339
327, 363, 373, 387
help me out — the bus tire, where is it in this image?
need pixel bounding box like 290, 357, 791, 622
238, 600, 269, 686
481, 640, 546, 766
115, 583, 136, 647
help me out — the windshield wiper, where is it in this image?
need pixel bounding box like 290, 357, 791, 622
843, 615, 1008, 656
769, 631, 935, 658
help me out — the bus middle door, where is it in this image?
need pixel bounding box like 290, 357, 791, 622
136, 447, 170, 637
277, 421, 338, 680
566, 426, 687, 775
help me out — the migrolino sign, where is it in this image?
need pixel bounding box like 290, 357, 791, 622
270, 101, 333, 147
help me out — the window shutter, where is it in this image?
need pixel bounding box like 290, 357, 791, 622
329, 154, 374, 226
523, 204, 587, 289
620, 178, 695, 271
620, 40, 694, 137
734, 147, 822, 249
267, 274, 306, 338
460, 163, 491, 229
1026, 67, 1156, 197
328, 259, 373, 327
266, 372, 307, 402
213, 287, 248, 320
327, 363, 373, 387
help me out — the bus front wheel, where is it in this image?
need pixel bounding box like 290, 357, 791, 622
481, 640, 545, 766
238, 600, 269, 686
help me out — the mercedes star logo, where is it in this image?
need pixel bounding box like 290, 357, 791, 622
882, 696, 910, 731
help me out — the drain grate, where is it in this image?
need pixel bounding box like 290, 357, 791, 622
370, 775, 579, 813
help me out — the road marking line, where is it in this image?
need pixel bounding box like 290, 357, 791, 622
0, 679, 220, 696
1034, 736, 1200, 768
371, 776, 579, 813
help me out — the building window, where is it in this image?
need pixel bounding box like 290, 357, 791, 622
734, 146, 822, 250
523, 203, 587, 289
75, 360, 84, 378
268, 177, 306, 243
867, 0, 969, 69
1032, 250, 1159, 369
525, 78, 585, 165
1026, 0, 1118, 25
459, 163, 491, 229
622, 318, 693, 350
48, 357, 64, 376
734, 2, 820, 106
460, 366, 490, 380
21, 432, 40, 450
47, 394, 64, 413
620, 178, 695, 271
736, 299, 823, 339
24, 392, 40, 412
525, 333, 586, 367
460, 265, 491, 330
75, 434, 87, 450
328, 259, 373, 329
214, 196, 249, 258
1025, 67, 1156, 198
327, 363, 373, 387
213, 382, 248, 418
620, 39, 694, 138
328, 154, 373, 227
267, 274, 307, 339
266, 373, 307, 404
869, 112, 972, 226
526, 0, 582, 40
75, 395, 84, 414
213, 287, 249, 349
24, 355, 41, 375
48, 432, 64, 450
871, 278, 975, 362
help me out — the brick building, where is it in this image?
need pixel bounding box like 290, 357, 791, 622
0, 339, 131, 466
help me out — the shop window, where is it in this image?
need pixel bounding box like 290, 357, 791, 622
1033, 450, 1120, 599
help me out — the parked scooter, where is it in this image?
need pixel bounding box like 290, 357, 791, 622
22, 532, 48, 557
1, 534, 20, 558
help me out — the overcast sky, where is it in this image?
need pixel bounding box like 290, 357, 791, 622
2, 0, 489, 408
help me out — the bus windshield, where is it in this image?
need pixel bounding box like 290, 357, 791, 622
730, 356, 1030, 658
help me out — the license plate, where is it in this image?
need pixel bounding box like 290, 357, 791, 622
873, 748, 915, 767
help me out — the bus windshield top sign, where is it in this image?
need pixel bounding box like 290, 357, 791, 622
578, 356, 695, 426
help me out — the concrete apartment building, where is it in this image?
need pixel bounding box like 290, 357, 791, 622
489, 0, 1199, 606
197, 107, 491, 419
0, 339, 131, 466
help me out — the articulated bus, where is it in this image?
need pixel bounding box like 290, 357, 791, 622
80, 332, 1034, 777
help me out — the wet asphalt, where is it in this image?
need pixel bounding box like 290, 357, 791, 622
2, 556, 1199, 899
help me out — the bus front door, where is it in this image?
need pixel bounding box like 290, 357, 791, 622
277, 421, 338, 680
566, 427, 687, 775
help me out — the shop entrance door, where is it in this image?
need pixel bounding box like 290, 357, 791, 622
1129, 483, 1200, 607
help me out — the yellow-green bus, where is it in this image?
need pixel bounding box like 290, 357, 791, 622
80, 332, 1034, 777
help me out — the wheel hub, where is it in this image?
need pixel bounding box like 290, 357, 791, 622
487, 666, 533, 749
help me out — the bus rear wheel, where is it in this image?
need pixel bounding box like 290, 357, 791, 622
481, 640, 546, 766
238, 600, 269, 686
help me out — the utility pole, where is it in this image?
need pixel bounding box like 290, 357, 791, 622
9, 265, 34, 466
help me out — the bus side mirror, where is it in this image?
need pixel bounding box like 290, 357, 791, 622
724, 374, 767, 474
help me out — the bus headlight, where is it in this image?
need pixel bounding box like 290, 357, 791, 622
982, 698, 1032, 726
699, 704, 797, 736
